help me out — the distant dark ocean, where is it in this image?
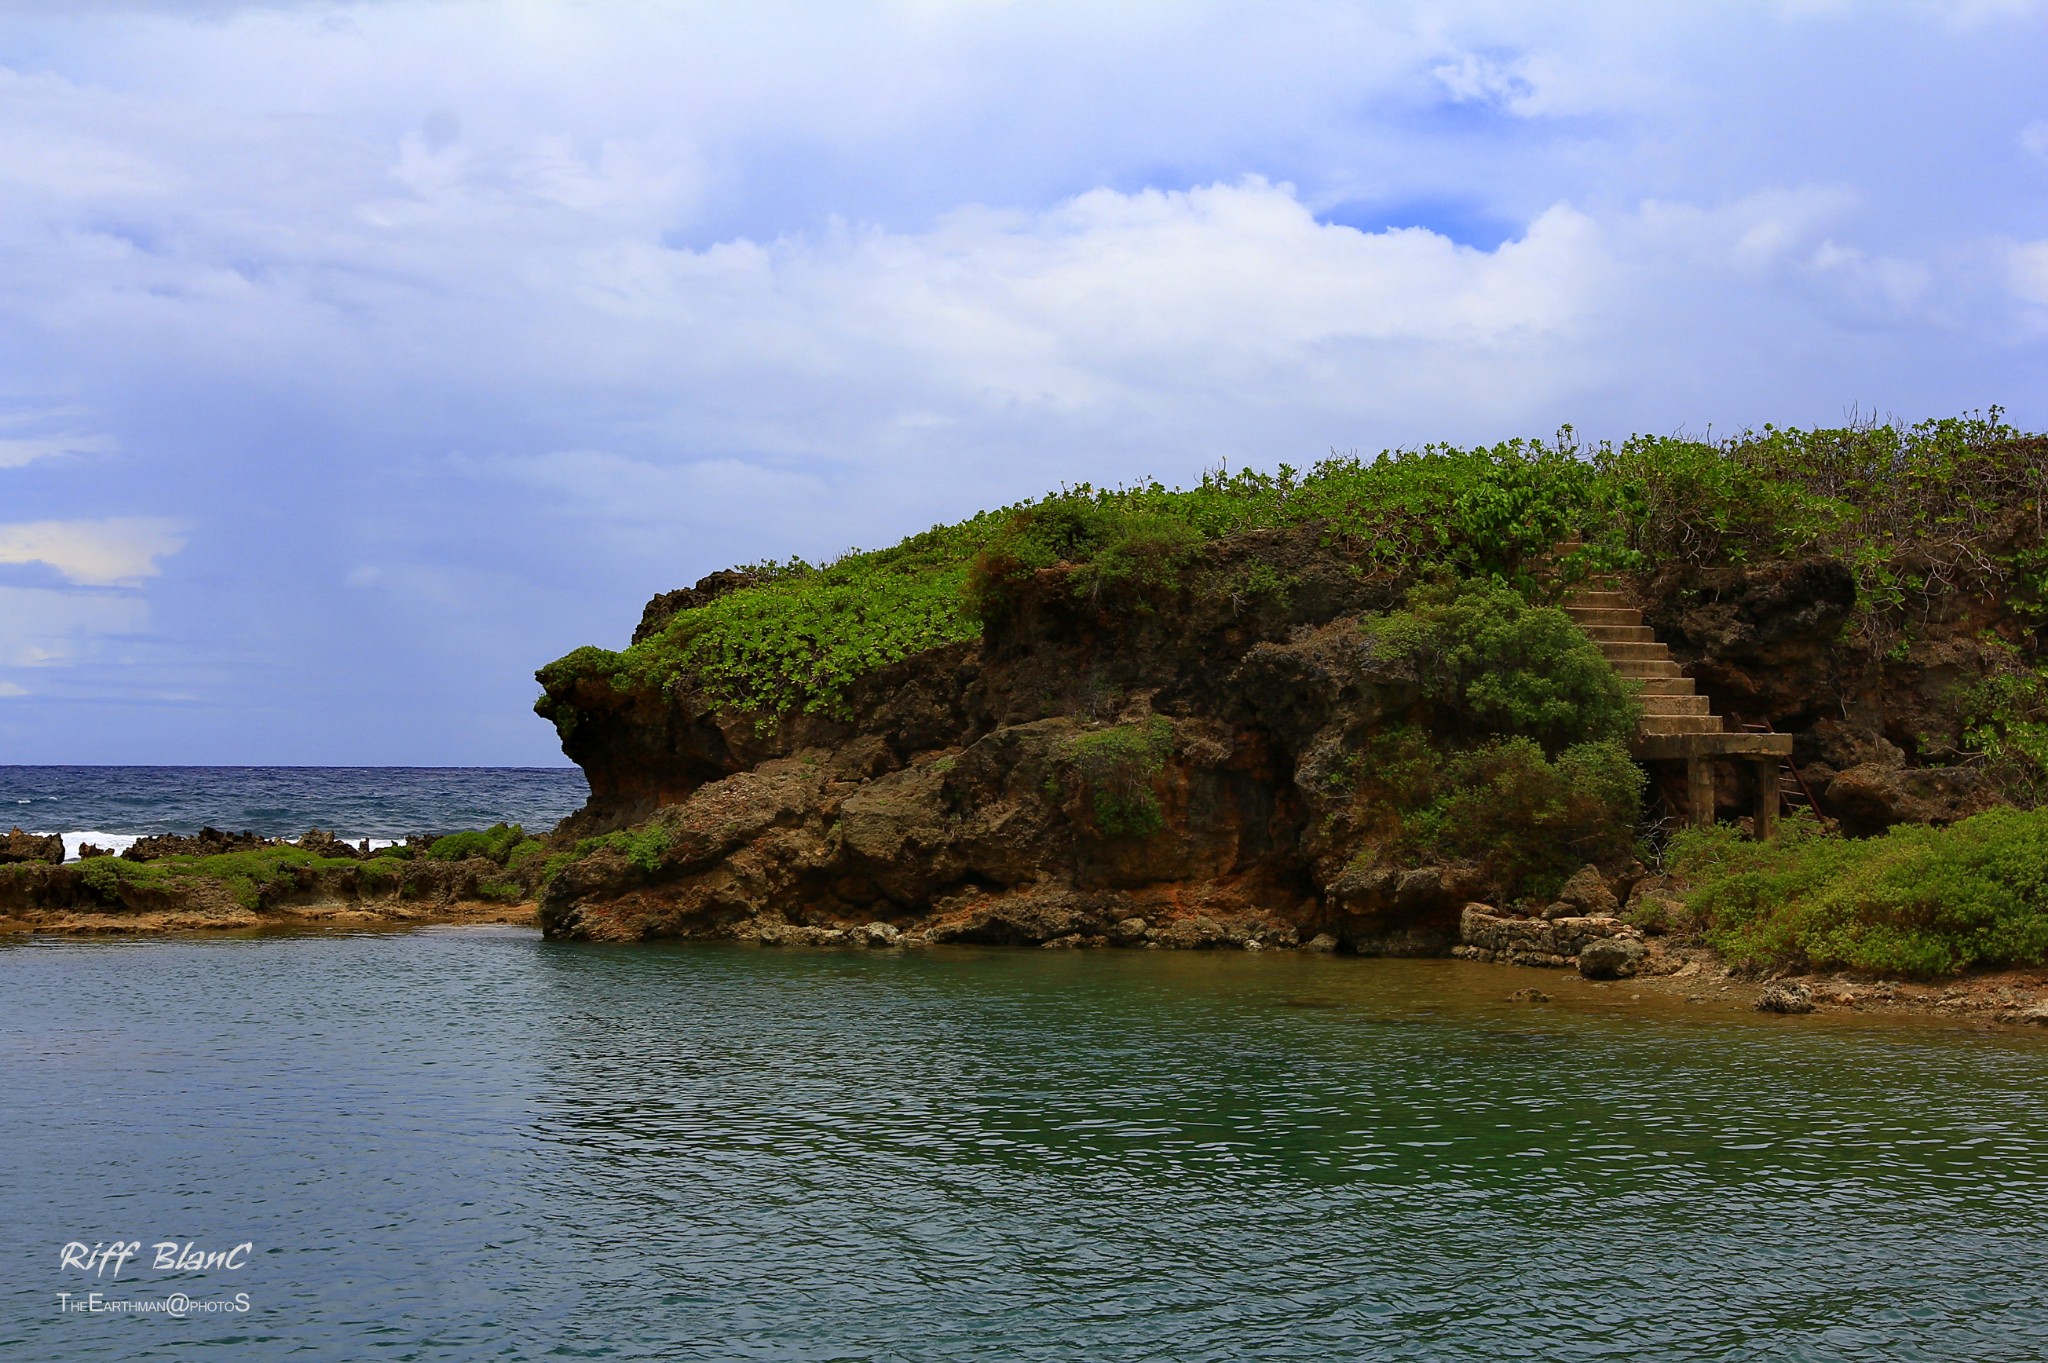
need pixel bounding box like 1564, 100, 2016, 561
0, 766, 589, 861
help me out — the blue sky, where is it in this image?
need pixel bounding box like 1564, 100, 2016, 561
1, 0, 2045, 765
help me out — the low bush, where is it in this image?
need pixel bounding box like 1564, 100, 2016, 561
1362, 578, 1640, 753
1395, 736, 1645, 901
425, 823, 536, 865
1673, 808, 2048, 975
1067, 718, 1175, 839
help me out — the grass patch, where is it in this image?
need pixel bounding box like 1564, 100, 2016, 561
425, 823, 541, 866
1673, 809, 2048, 975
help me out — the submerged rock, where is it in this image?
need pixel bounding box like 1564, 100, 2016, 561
1755, 980, 1816, 1014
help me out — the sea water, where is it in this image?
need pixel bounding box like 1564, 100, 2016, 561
0, 765, 589, 858
2, 934, 2044, 1361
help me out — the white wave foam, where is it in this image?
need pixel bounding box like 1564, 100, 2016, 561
45, 831, 401, 862
58, 831, 139, 862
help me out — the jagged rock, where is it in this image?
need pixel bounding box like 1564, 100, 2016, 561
1556, 864, 1620, 917
1304, 932, 1339, 953
0, 828, 63, 865
123, 827, 274, 862
1825, 761, 1998, 836
295, 828, 363, 860
1152, 916, 1230, 950
1756, 980, 1816, 1014
1508, 987, 1551, 1003
1579, 936, 1647, 980
857, 921, 901, 948
533, 513, 2048, 948
77, 843, 113, 860
632, 570, 759, 645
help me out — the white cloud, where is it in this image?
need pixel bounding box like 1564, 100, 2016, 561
0, 585, 147, 668
0, 1, 2040, 760
2024, 120, 2048, 164
0, 680, 26, 697
2012, 241, 2048, 307
0, 433, 117, 467
0, 518, 184, 586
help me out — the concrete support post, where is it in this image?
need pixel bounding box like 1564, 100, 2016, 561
1753, 758, 1780, 842
1687, 755, 1716, 828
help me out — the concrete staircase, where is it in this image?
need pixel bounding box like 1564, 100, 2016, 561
1562, 587, 1724, 739
1562, 582, 1792, 832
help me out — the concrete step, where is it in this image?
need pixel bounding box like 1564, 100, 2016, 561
1612, 659, 1686, 678
1565, 606, 1643, 627
1640, 694, 1712, 715
1565, 592, 1632, 608
1639, 715, 1726, 736
1580, 624, 1655, 643
1632, 677, 1697, 695
1598, 641, 1675, 661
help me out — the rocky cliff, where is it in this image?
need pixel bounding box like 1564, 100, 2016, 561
534, 419, 2047, 952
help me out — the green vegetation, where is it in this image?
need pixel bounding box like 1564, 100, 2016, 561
68, 847, 408, 911
425, 823, 543, 867
541, 822, 677, 887
1396, 737, 1645, 898
1350, 730, 1644, 902
542, 411, 2042, 725
1333, 582, 1645, 901
1673, 809, 2048, 975
1957, 659, 2048, 806
1067, 717, 1176, 839
1363, 577, 1640, 753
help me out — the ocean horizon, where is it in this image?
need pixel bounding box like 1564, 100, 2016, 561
0, 765, 590, 860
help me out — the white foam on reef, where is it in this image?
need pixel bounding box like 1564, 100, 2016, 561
58, 832, 139, 861
46, 831, 402, 862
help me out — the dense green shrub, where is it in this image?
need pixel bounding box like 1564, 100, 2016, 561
1362, 578, 1640, 753
541, 412, 2043, 722
1067, 717, 1175, 839
425, 823, 534, 865
1956, 660, 2048, 805
1395, 736, 1645, 900
1673, 809, 2048, 975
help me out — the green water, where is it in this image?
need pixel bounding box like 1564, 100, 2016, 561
3, 929, 2045, 1360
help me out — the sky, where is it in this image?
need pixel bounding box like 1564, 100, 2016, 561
1, 0, 2045, 766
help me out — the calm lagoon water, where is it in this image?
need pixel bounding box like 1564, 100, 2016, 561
3, 933, 2046, 1361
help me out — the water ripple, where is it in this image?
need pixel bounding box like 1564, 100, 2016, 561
2, 935, 2046, 1360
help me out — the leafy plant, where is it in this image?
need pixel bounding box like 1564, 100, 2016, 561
1396, 737, 1645, 901
1362, 578, 1640, 753
538, 411, 2046, 724
425, 823, 533, 864
1068, 717, 1175, 839
1673, 809, 2048, 975
1956, 661, 2048, 805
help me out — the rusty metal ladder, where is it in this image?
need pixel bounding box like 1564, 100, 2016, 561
1738, 721, 1831, 829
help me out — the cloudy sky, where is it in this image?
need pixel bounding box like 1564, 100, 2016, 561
1, 1, 2044, 765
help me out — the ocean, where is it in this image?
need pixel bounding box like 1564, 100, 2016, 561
0, 765, 590, 859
